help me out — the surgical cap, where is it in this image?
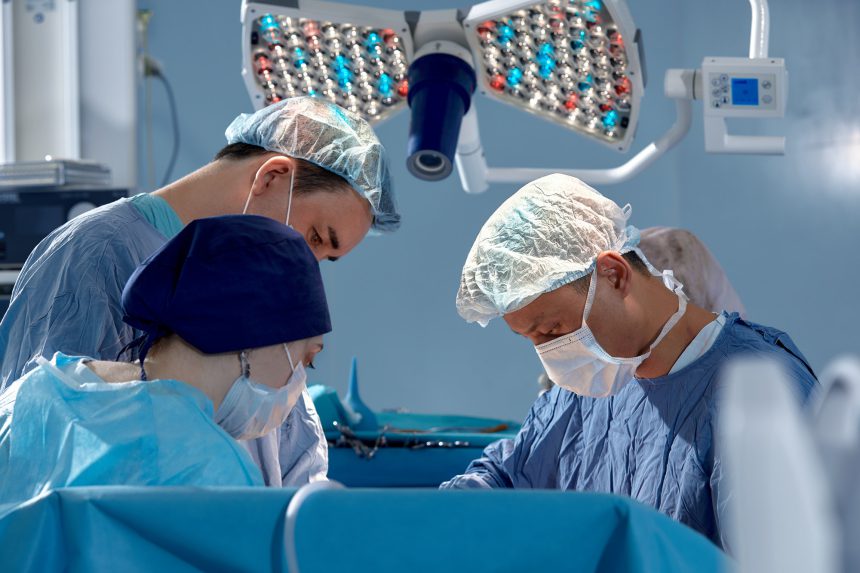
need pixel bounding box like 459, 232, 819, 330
225, 97, 400, 233
456, 173, 640, 326
639, 227, 746, 316
122, 215, 331, 361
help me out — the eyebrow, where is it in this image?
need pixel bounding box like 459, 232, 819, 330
327, 227, 340, 262
521, 316, 551, 337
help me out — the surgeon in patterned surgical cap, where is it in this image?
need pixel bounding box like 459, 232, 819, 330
444, 173, 817, 552
0, 96, 400, 490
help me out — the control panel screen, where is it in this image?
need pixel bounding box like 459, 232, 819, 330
731, 78, 759, 106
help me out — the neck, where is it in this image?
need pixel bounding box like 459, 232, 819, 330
634, 279, 716, 379
89, 339, 239, 410
143, 339, 239, 410
151, 160, 253, 225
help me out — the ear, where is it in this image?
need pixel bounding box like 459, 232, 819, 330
249, 155, 295, 198
595, 251, 633, 297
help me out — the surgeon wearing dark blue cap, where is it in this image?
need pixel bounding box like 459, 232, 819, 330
0, 216, 331, 503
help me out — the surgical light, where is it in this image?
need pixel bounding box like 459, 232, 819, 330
241, 0, 788, 191
242, 3, 413, 123
463, 0, 644, 152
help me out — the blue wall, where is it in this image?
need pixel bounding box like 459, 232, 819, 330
138, 0, 859, 421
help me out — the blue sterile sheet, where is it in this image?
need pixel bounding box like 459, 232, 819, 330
288, 488, 733, 573
0, 487, 731, 573
0, 487, 296, 573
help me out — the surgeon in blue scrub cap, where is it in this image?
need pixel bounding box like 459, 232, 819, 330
0, 96, 399, 488
0, 216, 330, 509
443, 174, 818, 550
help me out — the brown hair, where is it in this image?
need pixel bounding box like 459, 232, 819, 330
214, 142, 351, 196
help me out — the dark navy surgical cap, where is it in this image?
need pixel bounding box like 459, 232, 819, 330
122, 215, 331, 366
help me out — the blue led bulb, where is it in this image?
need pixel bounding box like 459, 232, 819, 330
539, 63, 555, 80
602, 110, 618, 128
498, 24, 515, 45
585, 1, 602, 11
378, 72, 393, 97
507, 67, 523, 86
365, 32, 382, 49
259, 14, 279, 31
536, 42, 556, 79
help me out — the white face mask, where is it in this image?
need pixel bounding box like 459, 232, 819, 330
214, 343, 307, 440
242, 166, 296, 227
535, 265, 687, 398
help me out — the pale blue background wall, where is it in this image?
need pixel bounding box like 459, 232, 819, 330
137, 0, 860, 421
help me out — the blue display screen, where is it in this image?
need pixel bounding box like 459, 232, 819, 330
731, 78, 759, 106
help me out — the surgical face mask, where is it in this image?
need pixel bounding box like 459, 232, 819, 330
214, 344, 307, 440
535, 264, 687, 398
242, 166, 296, 227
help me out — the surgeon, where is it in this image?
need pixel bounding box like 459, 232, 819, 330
533, 225, 746, 395
0, 97, 398, 487
441, 174, 817, 549
0, 216, 330, 509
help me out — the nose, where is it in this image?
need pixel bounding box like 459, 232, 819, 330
311, 245, 332, 262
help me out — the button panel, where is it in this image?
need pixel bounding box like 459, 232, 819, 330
709, 72, 777, 111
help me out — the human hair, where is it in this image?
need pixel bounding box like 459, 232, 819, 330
213, 142, 352, 195
568, 251, 650, 295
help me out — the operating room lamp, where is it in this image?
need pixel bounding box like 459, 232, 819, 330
240, 0, 787, 192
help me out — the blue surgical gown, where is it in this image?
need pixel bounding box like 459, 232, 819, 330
0, 197, 327, 487
0, 353, 263, 511
441, 313, 818, 549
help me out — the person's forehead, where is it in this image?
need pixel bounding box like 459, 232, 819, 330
513, 287, 583, 323
505, 299, 550, 331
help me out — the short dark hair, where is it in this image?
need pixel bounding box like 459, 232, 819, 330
568, 251, 650, 295
213, 142, 352, 196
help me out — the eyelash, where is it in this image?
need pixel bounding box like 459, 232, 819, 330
311, 229, 323, 246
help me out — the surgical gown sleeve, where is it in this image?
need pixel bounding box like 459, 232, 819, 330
440, 390, 562, 490
242, 389, 328, 487
278, 390, 328, 484
16, 285, 128, 380
440, 438, 515, 489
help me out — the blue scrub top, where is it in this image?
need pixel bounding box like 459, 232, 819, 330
441, 313, 818, 549
128, 192, 184, 238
